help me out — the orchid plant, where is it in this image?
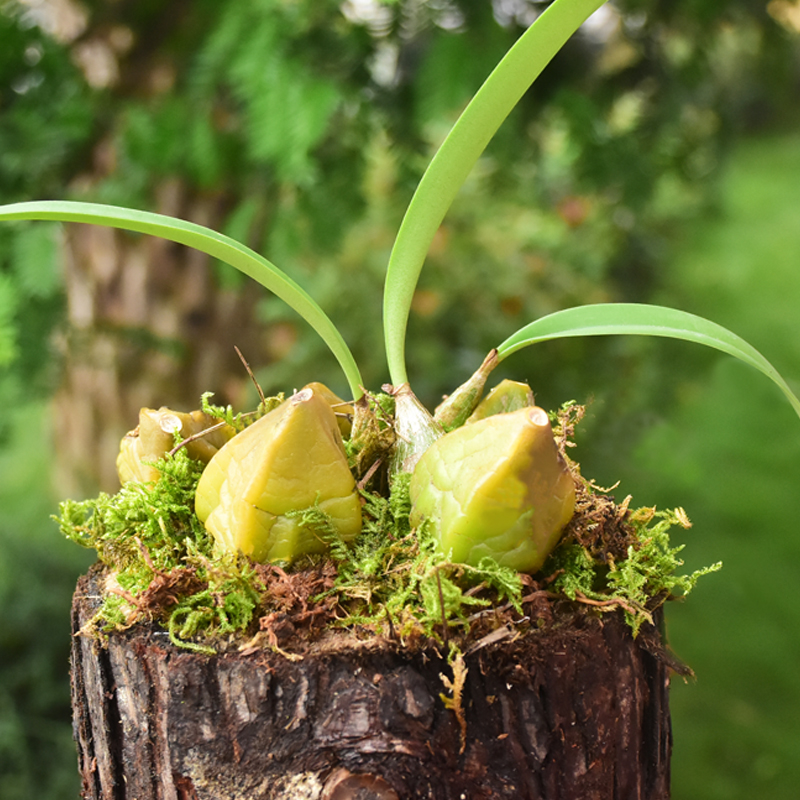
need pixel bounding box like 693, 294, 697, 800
0, 0, 797, 645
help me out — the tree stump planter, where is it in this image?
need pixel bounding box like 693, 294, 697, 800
70, 568, 673, 800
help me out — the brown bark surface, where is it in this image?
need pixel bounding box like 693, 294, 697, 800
54, 180, 270, 496
71, 570, 672, 800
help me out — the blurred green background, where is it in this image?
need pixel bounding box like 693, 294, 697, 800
1, 0, 799, 797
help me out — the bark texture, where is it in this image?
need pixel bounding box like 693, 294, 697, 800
71, 571, 672, 800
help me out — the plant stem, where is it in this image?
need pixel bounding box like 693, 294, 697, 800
382, 0, 607, 387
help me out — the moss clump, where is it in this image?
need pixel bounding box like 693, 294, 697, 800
57, 445, 208, 572
56, 446, 262, 652
321, 473, 526, 642
55, 399, 720, 655
545, 505, 722, 637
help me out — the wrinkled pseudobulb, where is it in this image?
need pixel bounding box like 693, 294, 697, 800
117, 408, 236, 485
195, 384, 362, 564
409, 406, 575, 573
305, 381, 354, 438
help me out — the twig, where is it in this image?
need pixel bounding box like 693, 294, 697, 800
135, 536, 156, 572
357, 458, 383, 491
235, 345, 266, 406
167, 418, 233, 457
574, 591, 652, 624
464, 623, 519, 656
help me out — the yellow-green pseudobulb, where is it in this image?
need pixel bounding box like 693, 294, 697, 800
195, 385, 362, 564
117, 408, 235, 485
409, 406, 575, 573
466, 379, 534, 423
304, 381, 354, 437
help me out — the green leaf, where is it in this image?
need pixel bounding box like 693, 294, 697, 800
383, 0, 607, 386
0, 200, 364, 399
496, 303, 800, 419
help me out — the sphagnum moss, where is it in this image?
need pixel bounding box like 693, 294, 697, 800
56, 398, 719, 654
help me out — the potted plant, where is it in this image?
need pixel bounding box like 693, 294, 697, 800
1, 1, 797, 797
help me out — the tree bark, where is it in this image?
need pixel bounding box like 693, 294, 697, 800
54, 179, 271, 497
70, 568, 673, 800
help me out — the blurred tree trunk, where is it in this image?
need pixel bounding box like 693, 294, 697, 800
54, 179, 264, 496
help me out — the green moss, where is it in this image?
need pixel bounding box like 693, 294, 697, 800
53, 445, 252, 649
168, 567, 261, 655
55, 445, 207, 569
200, 390, 285, 431
545, 505, 722, 636
54, 399, 720, 652
318, 474, 526, 641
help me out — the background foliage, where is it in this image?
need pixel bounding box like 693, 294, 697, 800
0, 0, 799, 797
606, 132, 800, 799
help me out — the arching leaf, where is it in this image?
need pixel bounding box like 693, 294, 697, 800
383, 0, 607, 386
497, 303, 800, 419
0, 200, 364, 399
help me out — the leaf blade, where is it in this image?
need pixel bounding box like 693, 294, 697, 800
382, 0, 607, 386
496, 303, 800, 419
0, 200, 364, 398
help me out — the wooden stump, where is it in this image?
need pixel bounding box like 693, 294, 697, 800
70, 569, 673, 800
